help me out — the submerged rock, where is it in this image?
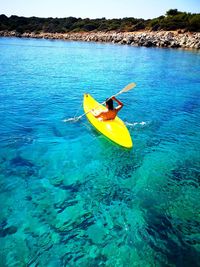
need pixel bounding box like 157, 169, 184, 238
0, 225, 18, 237
10, 157, 34, 170
86, 223, 106, 244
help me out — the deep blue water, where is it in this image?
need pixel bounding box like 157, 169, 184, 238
0, 37, 200, 266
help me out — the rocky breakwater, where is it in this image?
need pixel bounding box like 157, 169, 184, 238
1, 30, 200, 49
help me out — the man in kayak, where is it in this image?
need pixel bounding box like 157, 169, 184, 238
91, 96, 123, 121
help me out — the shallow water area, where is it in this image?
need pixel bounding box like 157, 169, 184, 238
0, 37, 200, 266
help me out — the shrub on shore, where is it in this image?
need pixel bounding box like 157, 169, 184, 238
0, 10, 199, 34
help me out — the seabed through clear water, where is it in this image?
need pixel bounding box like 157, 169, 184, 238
0, 37, 200, 266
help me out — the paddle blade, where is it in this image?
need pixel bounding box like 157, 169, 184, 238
120, 82, 136, 93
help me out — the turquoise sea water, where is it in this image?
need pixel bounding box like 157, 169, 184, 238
0, 37, 200, 267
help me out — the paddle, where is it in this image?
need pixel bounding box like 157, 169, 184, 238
64, 82, 136, 122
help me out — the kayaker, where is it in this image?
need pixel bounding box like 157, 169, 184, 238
91, 96, 123, 121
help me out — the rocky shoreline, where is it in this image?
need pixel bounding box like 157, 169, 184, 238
1, 30, 200, 49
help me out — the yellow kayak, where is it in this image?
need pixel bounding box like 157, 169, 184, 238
83, 94, 133, 148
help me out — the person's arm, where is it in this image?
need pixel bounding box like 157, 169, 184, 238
112, 96, 124, 111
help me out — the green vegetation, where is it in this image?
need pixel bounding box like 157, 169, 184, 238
0, 10, 200, 33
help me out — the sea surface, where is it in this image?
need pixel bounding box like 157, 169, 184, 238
0, 37, 200, 267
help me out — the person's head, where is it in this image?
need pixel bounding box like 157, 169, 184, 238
106, 98, 114, 110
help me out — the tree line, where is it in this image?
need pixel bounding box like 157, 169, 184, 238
0, 9, 199, 34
